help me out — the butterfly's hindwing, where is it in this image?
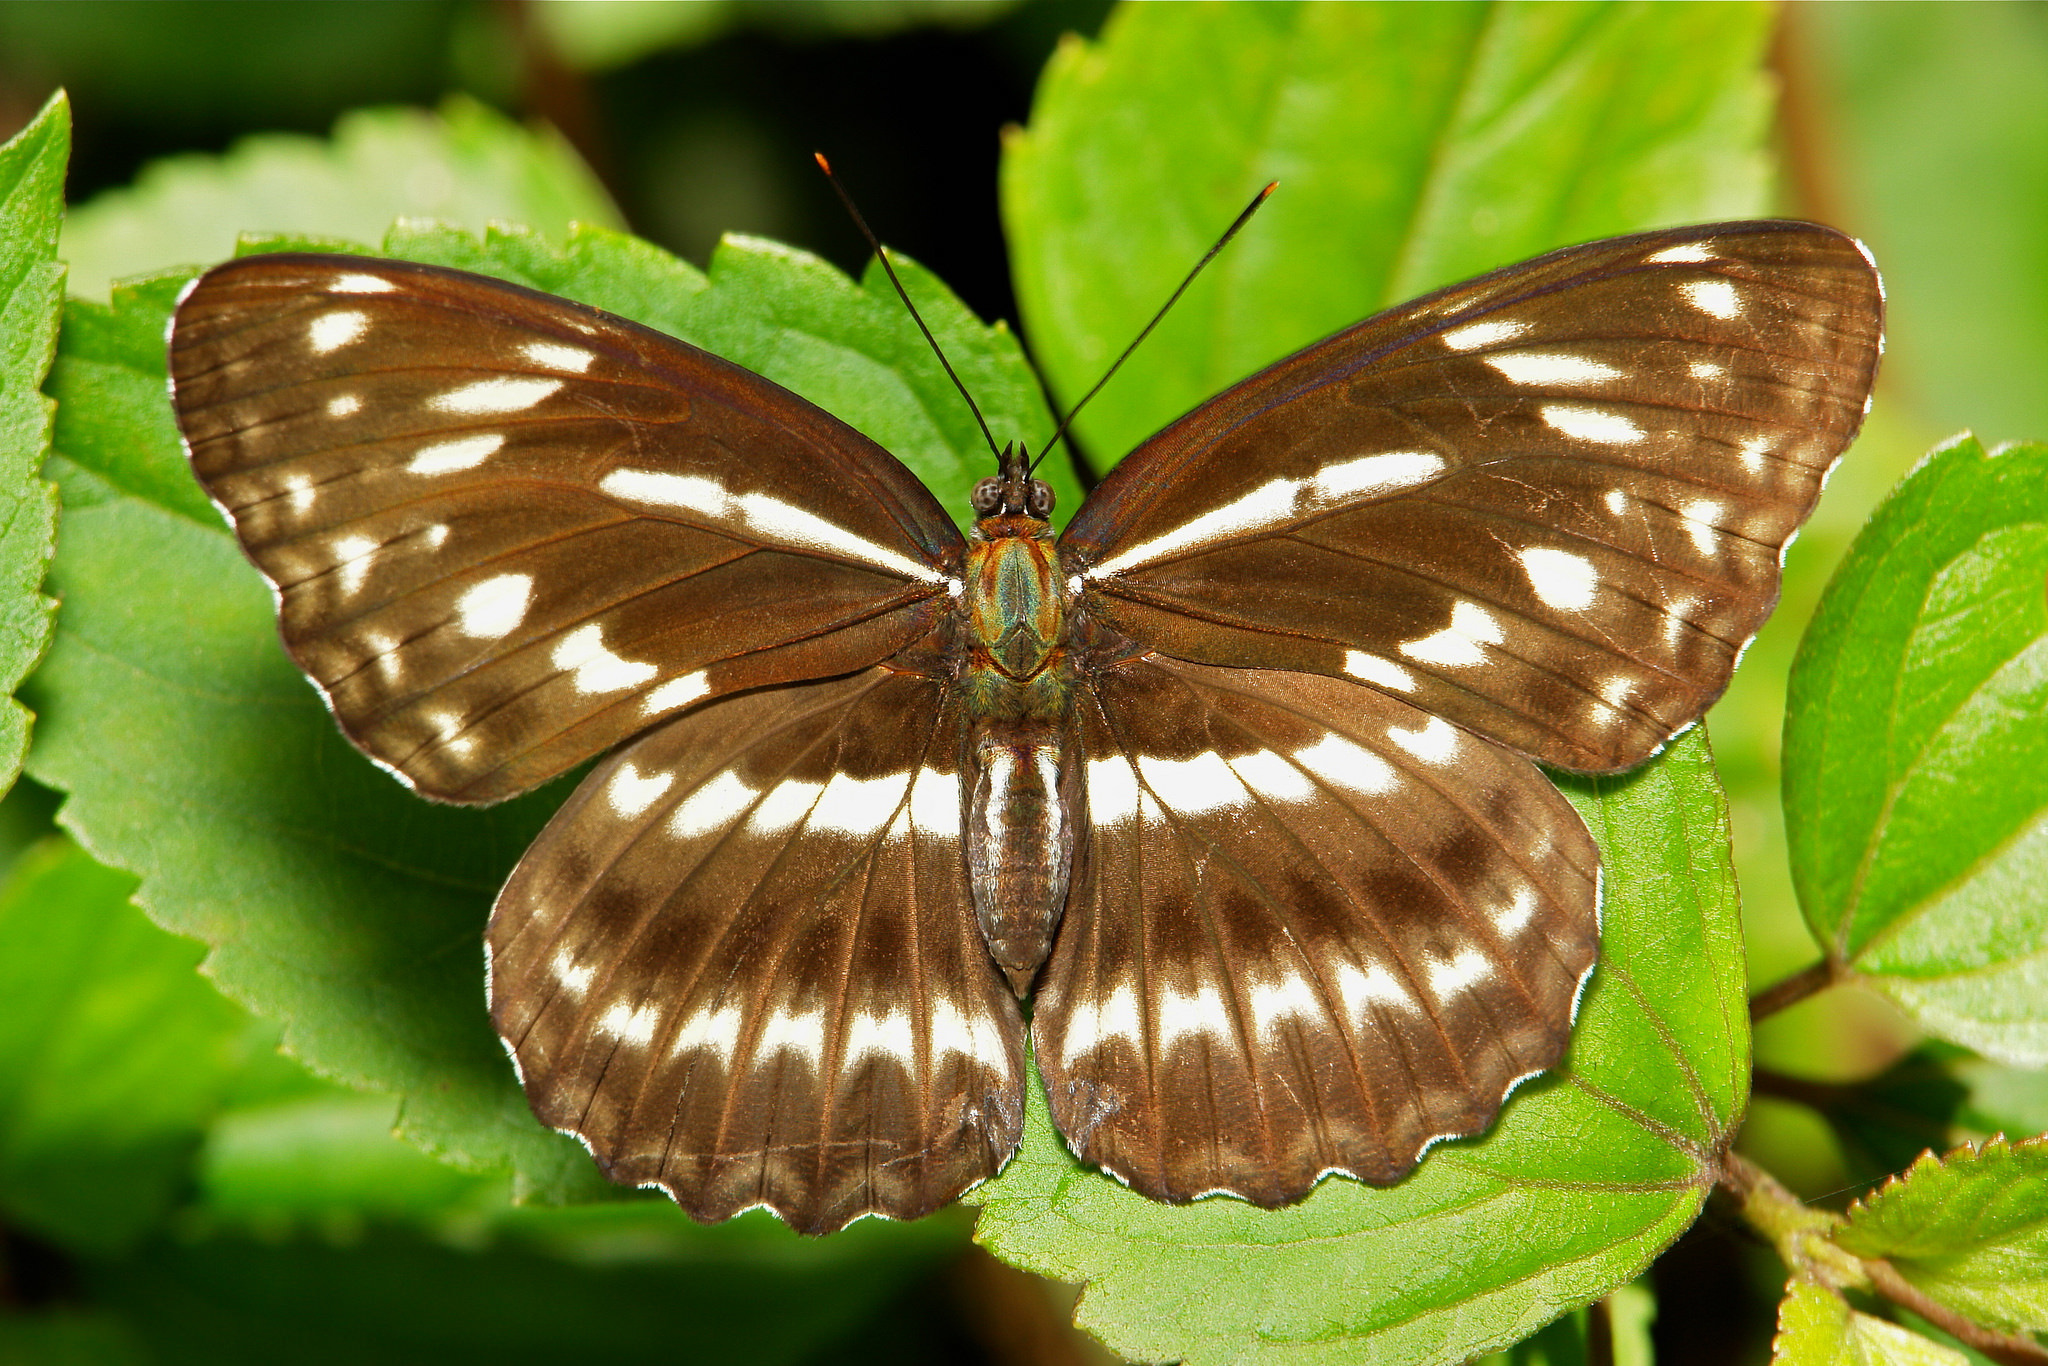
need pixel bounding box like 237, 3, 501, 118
1034, 659, 1599, 1205
487, 666, 1024, 1233
1064, 222, 1883, 772
171, 255, 965, 803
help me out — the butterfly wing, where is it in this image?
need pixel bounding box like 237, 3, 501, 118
488, 665, 1025, 1234
1034, 659, 1598, 1204
1062, 221, 1883, 773
170, 254, 964, 803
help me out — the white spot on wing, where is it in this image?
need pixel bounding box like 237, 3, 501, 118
1426, 947, 1494, 1003
670, 1004, 742, 1063
1060, 982, 1141, 1062
1483, 352, 1622, 386
430, 377, 563, 414
549, 948, 594, 999
1541, 403, 1644, 445
1227, 748, 1315, 805
326, 393, 361, 417
1604, 488, 1629, 516
930, 997, 1010, 1071
1140, 751, 1247, 816
669, 770, 756, 840
1389, 716, 1459, 765
1681, 278, 1741, 319
598, 1001, 662, 1048
1441, 319, 1532, 351
521, 340, 596, 372
1688, 359, 1728, 382
328, 272, 395, 294
1292, 732, 1396, 796
842, 1009, 916, 1068
808, 770, 911, 838
1087, 755, 1141, 828
1344, 650, 1415, 690
1681, 498, 1723, 555
642, 671, 708, 715
308, 310, 368, 354
1249, 971, 1323, 1038
599, 468, 945, 586
409, 433, 504, 474
1087, 451, 1446, 577
283, 473, 316, 516
1336, 960, 1414, 1022
747, 778, 823, 837
331, 534, 378, 595
1517, 546, 1599, 611
1400, 599, 1503, 667
551, 623, 658, 694
909, 766, 960, 839
606, 761, 674, 818
1495, 885, 1540, 939
1737, 433, 1773, 474
1156, 981, 1232, 1052
453, 573, 533, 637
755, 1007, 825, 1066
1645, 242, 1716, 265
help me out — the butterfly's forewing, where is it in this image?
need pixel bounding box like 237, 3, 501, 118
1062, 222, 1883, 773
171, 255, 963, 803
488, 666, 1025, 1233
1035, 659, 1599, 1204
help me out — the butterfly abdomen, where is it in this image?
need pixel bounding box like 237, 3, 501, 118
957, 515, 1084, 993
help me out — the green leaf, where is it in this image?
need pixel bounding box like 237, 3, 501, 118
1795, 1042, 2048, 1183
1001, 0, 1771, 468
972, 731, 1748, 1366
1772, 1281, 1970, 1366
0, 838, 252, 1251
25, 217, 1056, 1208
58, 97, 621, 301
0, 91, 66, 796
1475, 1280, 1656, 1366
1783, 437, 2048, 1064
1836, 1136, 2048, 1339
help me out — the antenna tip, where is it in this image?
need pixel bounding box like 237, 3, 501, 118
1260, 180, 1279, 197
814, 152, 833, 174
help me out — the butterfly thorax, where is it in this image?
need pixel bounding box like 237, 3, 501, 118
957, 455, 1082, 994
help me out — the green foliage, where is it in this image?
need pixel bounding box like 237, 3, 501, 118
1837, 1137, 2048, 1339
1773, 1280, 1969, 1366
0, 92, 65, 797
972, 736, 1746, 1366
1002, 0, 1772, 467
59, 98, 622, 300
1784, 437, 2048, 1065
0, 838, 252, 1250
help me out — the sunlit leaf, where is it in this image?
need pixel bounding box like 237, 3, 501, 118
1835, 1136, 2048, 1339
1772, 1280, 1969, 1366
0, 90, 65, 795
1784, 437, 2048, 1064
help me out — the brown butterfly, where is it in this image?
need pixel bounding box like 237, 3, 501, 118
168, 220, 1881, 1233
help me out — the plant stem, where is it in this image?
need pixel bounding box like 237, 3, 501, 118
1718, 1151, 2048, 1365
1749, 958, 1839, 1022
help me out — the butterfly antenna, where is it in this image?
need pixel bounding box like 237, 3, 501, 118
1030, 181, 1277, 473
814, 153, 1003, 462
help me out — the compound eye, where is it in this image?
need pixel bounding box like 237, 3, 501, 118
970, 477, 1002, 514
1026, 480, 1056, 517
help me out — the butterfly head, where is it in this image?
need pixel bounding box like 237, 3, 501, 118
970, 442, 1056, 526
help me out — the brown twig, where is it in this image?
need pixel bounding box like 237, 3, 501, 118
1750, 958, 1840, 1022
1861, 1259, 2048, 1366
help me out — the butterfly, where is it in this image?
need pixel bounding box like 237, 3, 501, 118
167, 219, 1882, 1235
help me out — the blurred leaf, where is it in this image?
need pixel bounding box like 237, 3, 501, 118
1002, 0, 1771, 468
72, 1219, 952, 1366
530, 0, 1022, 69
0, 1312, 146, 1366
1836, 1137, 2048, 1339
1785, 1042, 2048, 1185
1474, 1281, 1654, 1366
26, 217, 1057, 1209
59, 97, 621, 300
1772, 1280, 1969, 1366
1783, 437, 2048, 1065
0, 838, 251, 1251
0, 91, 65, 796
1801, 3, 2048, 448
973, 732, 1748, 1366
